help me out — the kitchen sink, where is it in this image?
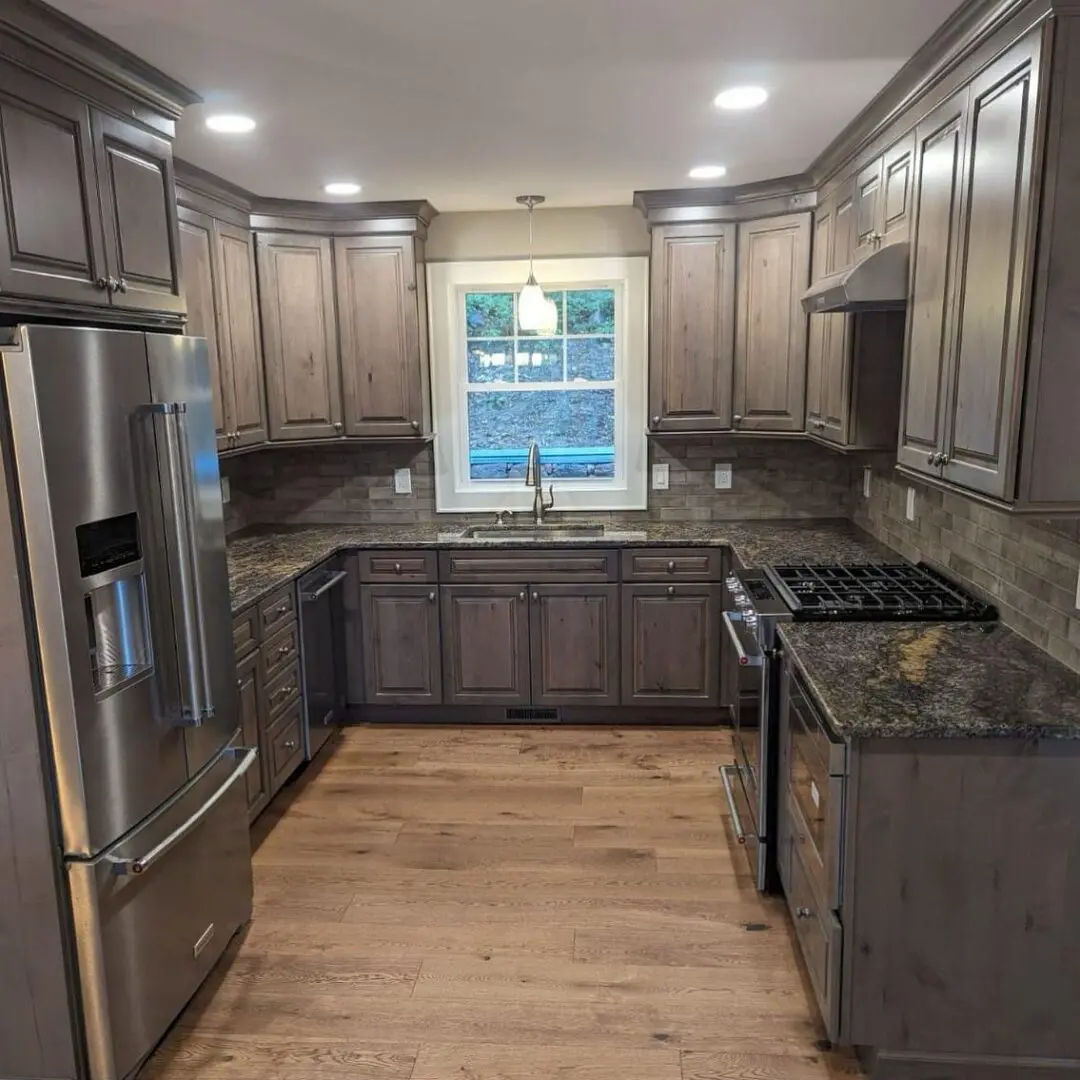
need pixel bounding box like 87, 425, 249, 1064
462, 523, 607, 540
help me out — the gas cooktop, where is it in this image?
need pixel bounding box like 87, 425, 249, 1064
764, 563, 998, 622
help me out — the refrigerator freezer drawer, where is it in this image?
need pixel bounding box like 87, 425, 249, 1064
67, 744, 254, 1080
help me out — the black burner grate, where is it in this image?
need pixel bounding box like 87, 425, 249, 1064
765, 563, 997, 622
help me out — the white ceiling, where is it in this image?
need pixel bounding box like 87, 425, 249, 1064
51, 0, 966, 211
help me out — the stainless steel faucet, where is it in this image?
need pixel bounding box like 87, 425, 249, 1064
524, 441, 555, 525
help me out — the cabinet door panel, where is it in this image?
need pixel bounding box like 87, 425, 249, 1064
882, 133, 916, 245
236, 650, 269, 823
531, 585, 619, 707
832, 181, 857, 273
855, 157, 884, 254
178, 208, 231, 451
945, 41, 1040, 500
336, 236, 424, 437
821, 313, 852, 444
733, 213, 811, 432
0, 64, 108, 304
898, 94, 968, 476
649, 225, 736, 431
92, 111, 183, 313
217, 222, 267, 448
806, 206, 833, 429
257, 234, 342, 441
360, 585, 441, 705
441, 586, 530, 706
621, 584, 720, 707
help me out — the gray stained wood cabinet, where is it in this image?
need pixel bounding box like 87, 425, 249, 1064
899, 33, 1041, 502
621, 583, 721, 706
733, 212, 811, 433
360, 584, 442, 705
235, 648, 269, 822
648, 223, 736, 432
257, 233, 344, 441
440, 583, 620, 708
179, 207, 267, 451
0, 59, 182, 316
853, 133, 916, 257
335, 235, 431, 438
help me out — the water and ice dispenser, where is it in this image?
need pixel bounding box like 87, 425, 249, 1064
76, 513, 153, 695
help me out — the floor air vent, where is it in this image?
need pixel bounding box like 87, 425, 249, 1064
505, 707, 560, 722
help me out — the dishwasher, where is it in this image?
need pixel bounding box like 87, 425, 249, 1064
298, 557, 349, 759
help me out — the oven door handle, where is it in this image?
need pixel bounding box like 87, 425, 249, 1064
719, 765, 747, 845
722, 611, 764, 667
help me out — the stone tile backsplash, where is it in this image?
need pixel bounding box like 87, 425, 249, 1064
853, 464, 1080, 675
220, 437, 858, 536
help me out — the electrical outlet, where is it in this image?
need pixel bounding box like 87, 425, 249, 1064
714, 463, 733, 490
652, 463, 670, 490
220, 476, 230, 504
863, 466, 872, 499
394, 468, 412, 495
906, 486, 916, 522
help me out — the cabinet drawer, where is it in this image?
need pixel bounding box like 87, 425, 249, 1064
356, 550, 437, 583
266, 700, 304, 794
232, 606, 258, 660
786, 824, 843, 1041
261, 621, 300, 684
258, 585, 296, 639
440, 549, 618, 584
621, 548, 724, 582
263, 659, 301, 719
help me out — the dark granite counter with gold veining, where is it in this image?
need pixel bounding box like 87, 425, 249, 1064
226, 518, 890, 614
779, 621, 1080, 740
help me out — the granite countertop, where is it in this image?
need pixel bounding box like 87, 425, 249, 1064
779, 621, 1080, 741
225, 518, 891, 614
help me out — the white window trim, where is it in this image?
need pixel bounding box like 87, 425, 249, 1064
428, 256, 649, 514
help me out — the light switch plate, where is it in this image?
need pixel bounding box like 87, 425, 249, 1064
652, 463, 670, 490
906, 486, 916, 521
863, 466, 872, 499
394, 468, 412, 495
715, 463, 733, 490
220, 476, 230, 504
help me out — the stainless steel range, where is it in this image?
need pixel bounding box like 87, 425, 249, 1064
720, 556, 996, 891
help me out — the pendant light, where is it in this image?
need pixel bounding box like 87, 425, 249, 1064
517, 195, 551, 332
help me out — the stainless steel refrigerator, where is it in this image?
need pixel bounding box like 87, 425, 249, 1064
0, 325, 254, 1080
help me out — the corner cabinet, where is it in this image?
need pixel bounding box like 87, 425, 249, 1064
733, 213, 811, 432
0, 56, 184, 320
648, 223, 736, 432
335, 235, 431, 438
179, 206, 266, 452
899, 32, 1043, 503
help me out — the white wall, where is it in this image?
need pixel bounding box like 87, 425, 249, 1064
426, 206, 650, 262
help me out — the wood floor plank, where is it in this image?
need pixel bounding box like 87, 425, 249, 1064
139, 726, 861, 1080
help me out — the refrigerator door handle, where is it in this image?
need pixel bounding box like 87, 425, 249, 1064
108, 747, 257, 877
150, 402, 215, 726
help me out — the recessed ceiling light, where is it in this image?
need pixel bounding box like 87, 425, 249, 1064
324, 181, 362, 197
688, 165, 727, 180
205, 114, 256, 134
714, 86, 769, 111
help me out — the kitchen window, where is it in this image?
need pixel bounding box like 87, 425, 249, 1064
429, 257, 648, 513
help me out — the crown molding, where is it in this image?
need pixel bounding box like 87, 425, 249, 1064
634, 175, 816, 225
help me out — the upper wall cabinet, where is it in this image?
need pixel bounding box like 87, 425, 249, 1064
334, 234, 431, 438
648, 223, 736, 432
853, 134, 916, 258
899, 30, 1050, 505
178, 204, 266, 451
0, 31, 190, 323
733, 213, 811, 433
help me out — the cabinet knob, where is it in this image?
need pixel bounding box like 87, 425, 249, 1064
334, 421, 344, 434
411, 420, 421, 431
733, 414, 743, 426
276, 645, 291, 659
667, 561, 676, 573
94, 276, 109, 291
532, 591, 539, 602
428, 591, 436, 602
236, 678, 243, 690
667, 586, 676, 597
796, 906, 813, 920
940, 454, 950, 466
519, 591, 526, 601
116, 278, 128, 294
652, 416, 661, 426
927, 451, 936, 465
394, 562, 402, 574
283, 739, 298, 752
276, 603, 289, 616
407, 281, 418, 292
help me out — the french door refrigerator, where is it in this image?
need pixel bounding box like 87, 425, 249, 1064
0, 325, 255, 1080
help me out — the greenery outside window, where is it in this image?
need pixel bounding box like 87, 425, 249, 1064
429, 257, 648, 513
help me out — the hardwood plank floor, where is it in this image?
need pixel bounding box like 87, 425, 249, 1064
142, 726, 861, 1080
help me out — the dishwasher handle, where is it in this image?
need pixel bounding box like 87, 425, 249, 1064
300, 569, 349, 603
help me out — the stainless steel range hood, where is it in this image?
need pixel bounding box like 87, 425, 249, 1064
801, 241, 910, 313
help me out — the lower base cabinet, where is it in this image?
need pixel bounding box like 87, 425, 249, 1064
360, 584, 443, 704
235, 649, 269, 822
621, 584, 722, 706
